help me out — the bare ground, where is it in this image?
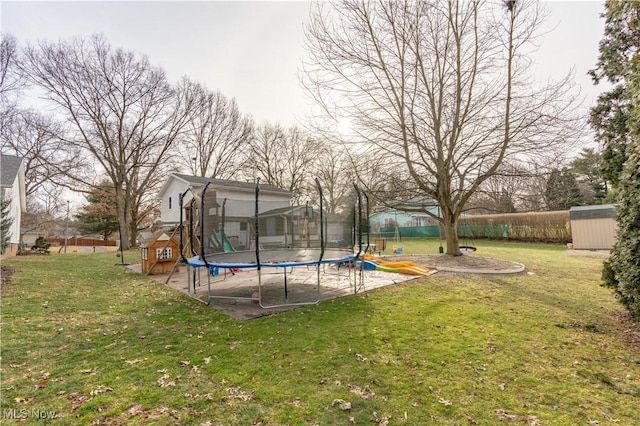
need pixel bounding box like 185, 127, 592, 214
390, 253, 523, 271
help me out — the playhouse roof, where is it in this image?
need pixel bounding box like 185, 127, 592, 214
140, 230, 179, 247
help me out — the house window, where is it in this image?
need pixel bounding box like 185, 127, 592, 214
169, 196, 172, 210
240, 222, 247, 231
156, 247, 172, 261
142, 248, 148, 260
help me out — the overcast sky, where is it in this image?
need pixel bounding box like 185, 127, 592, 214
2, 1, 608, 130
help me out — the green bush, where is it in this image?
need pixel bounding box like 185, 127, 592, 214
31, 236, 51, 251
602, 143, 640, 317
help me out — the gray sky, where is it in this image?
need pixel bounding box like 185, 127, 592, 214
2, 1, 608, 129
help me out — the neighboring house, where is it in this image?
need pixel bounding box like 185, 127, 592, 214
158, 174, 353, 249
370, 203, 442, 232
1, 154, 27, 257
21, 228, 41, 247
158, 173, 293, 249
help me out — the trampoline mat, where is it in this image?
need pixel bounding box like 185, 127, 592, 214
187, 248, 356, 269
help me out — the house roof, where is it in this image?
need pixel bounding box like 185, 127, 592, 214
159, 173, 291, 198
1, 154, 27, 212
1, 154, 24, 188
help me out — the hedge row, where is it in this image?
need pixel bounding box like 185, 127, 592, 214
459, 210, 571, 243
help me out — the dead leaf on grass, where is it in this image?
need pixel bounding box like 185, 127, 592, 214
527, 414, 542, 425
494, 409, 517, 420
291, 397, 302, 407
331, 399, 351, 410
90, 385, 113, 396
157, 374, 176, 387
68, 392, 92, 411
437, 396, 452, 406
127, 404, 145, 416
14, 396, 35, 404
349, 384, 376, 399
355, 353, 367, 362
222, 386, 253, 404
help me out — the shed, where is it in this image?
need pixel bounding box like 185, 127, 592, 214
569, 204, 617, 250
140, 230, 180, 275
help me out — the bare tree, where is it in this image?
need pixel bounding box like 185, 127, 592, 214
313, 144, 353, 214
176, 79, 254, 178
0, 34, 25, 99
245, 123, 321, 204
303, 0, 581, 254
20, 35, 197, 248
1, 34, 28, 143
0, 108, 79, 199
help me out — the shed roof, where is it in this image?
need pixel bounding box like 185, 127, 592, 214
569, 204, 616, 220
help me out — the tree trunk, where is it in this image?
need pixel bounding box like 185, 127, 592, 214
116, 189, 131, 251
442, 216, 461, 256
129, 219, 138, 249
117, 207, 130, 251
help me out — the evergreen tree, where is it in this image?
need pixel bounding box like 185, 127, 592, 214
602, 142, 640, 317
595, 0, 640, 318
0, 197, 13, 254
589, 1, 639, 189
75, 183, 119, 240
544, 168, 583, 210
570, 148, 608, 204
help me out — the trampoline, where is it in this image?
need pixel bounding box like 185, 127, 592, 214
187, 248, 356, 269
181, 178, 367, 309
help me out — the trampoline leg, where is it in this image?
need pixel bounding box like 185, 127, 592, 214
283, 267, 288, 301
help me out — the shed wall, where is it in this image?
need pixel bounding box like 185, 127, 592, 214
570, 218, 616, 250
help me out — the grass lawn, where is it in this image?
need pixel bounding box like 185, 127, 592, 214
1, 240, 639, 425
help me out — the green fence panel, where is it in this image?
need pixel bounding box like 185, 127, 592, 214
379, 226, 441, 238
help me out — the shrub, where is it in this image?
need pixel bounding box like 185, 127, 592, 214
602, 143, 640, 317
459, 210, 571, 243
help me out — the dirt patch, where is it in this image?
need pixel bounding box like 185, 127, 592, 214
1, 265, 16, 291
611, 311, 640, 352
390, 254, 523, 272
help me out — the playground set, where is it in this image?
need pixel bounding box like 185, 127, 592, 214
158, 178, 431, 309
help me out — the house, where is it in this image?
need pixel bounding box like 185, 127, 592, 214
369, 200, 442, 238
158, 174, 292, 249
1, 154, 27, 258
140, 230, 181, 275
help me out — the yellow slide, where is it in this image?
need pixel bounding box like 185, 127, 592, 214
363, 254, 433, 276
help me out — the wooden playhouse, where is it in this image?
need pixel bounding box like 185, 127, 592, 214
140, 230, 181, 275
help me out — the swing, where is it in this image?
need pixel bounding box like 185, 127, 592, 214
459, 222, 477, 254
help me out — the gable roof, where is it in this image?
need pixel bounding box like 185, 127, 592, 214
140, 229, 179, 247
0, 154, 27, 212
1, 154, 24, 188
159, 173, 291, 199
